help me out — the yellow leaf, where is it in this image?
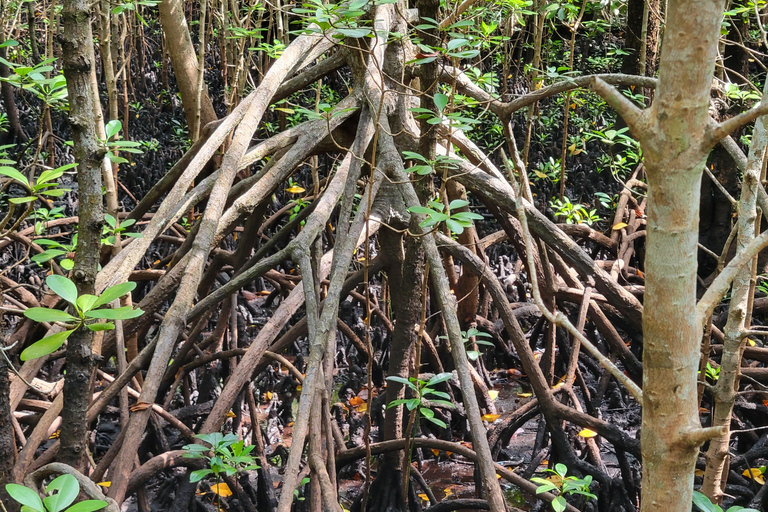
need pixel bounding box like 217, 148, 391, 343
534, 170, 548, 179
356, 403, 368, 413
443, 487, 454, 497
747, 338, 756, 347
226, 411, 236, 418
612, 222, 628, 230
496, 474, 502, 479
274, 107, 295, 114
517, 392, 532, 398
431, 449, 441, 456
418, 494, 429, 501
488, 390, 499, 401
210, 483, 233, 497
482, 414, 501, 422
743, 468, 765, 484
265, 391, 273, 400
49, 430, 60, 439
286, 185, 305, 194
97, 481, 111, 488
578, 429, 598, 438
694, 469, 705, 476
296, 385, 302, 392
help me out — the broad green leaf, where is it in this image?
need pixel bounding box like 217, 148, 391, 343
36, 167, 65, 185
423, 415, 447, 428
407, 205, 435, 216
9, 196, 37, 204
45, 475, 79, 512
0, 166, 30, 187
433, 93, 448, 112
445, 218, 464, 234
190, 469, 213, 483
20, 330, 74, 361
23, 307, 78, 323
448, 199, 469, 210
427, 372, 453, 386
692, 491, 718, 512
76, 294, 99, 313
46, 275, 78, 305
5, 484, 44, 512
31, 249, 67, 263
386, 375, 418, 391
64, 501, 108, 512
91, 282, 136, 308
105, 119, 122, 139
552, 496, 566, 512
85, 306, 144, 320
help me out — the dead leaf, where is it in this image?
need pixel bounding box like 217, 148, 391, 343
578, 429, 598, 438
286, 185, 305, 194
130, 402, 153, 411
612, 222, 628, 230
210, 483, 233, 497
482, 414, 501, 422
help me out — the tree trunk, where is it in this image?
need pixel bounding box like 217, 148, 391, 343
637, 2, 723, 510
59, 0, 104, 470
158, 0, 217, 134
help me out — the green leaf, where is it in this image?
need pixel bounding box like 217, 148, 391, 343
190, 469, 213, 483
86, 322, 115, 331
445, 218, 464, 234
9, 196, 36, 204
433, 93, 449, 112
105, 120, 122, 139
76, 294, 99, 313
448, 199, 469, 210
386, 376, 418, 392
427, 372, 453, 386
5, 484, 44, 512
531, 478, 557, 493
36, 167, 65, 185
20, 330, 74, 361
85, 306, 144, 320
46, 275, 78, 305
423, 415, 447, 428
692, 491, 718, 512
45, 475, 79, 512
64, 500, 108, 512
92, 282, 136, 308
23, 308, 78, 324
552, 496, 566, 512
0, 166, 30, 187
31, 249, 67, 263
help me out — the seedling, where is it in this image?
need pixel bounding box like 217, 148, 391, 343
5, 474, 107, 512
532, 463, 596, 512
21, 275, 143, 361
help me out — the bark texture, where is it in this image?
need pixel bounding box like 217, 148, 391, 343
59, 0, 104, 470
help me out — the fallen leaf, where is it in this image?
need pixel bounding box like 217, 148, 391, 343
130, 402, 153, 411
418, 493, 429, 501
349, 396, 365, 406
482, 414, 501, 422
49, 430, 60, 439
356, 403, 368, 413
743, 468, 765, 485
286, 185, 305, 194
443, 487, 454, 497
226, 410, 236, 418
578, 429, 598, 438
97, 481, 111, 488
431, 449, 441, 457
488, 390, 499, 401
612, 222, 628, 230
517, 392, 533, 398
694, 469, 705, 476
265, 391, 273, 400
747, 338, 756, 347
210, 483, 233, 497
